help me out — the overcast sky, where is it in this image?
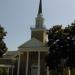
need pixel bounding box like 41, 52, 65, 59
0, 0, 75, 50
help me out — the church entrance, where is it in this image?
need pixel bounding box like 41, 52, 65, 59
31, 65, 38, 75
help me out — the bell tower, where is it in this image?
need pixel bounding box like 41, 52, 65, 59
31, 0, 48, 43
35, 0, 44, 28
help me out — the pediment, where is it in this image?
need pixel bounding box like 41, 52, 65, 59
19, 38, 45, 48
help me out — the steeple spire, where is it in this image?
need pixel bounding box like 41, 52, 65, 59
35, 0, 45, 29
38, 0, 42, 15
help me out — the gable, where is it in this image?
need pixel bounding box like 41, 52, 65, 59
18, 38, 46, 48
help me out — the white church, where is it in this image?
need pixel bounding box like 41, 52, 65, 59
0, 0, 49, 75
0, 0, 75, 75
17, 0, 49, 75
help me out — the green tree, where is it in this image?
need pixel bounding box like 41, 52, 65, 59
0, 67, 7, 75
0, 25, 7, 57
46, 25, 66, 75
46, 23, 75, 75
65, 21, 75, 68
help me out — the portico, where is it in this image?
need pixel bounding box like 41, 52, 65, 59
18, 45, 49, 75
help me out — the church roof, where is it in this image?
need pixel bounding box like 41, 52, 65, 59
0, 51, 17, 66
19, 38, 46, 48
3, 51, 18, 59
6, 51, 17, 56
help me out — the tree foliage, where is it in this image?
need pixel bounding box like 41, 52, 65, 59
0, 67, 7, 75
0, 25, 7, 57
46, 21, 75, 70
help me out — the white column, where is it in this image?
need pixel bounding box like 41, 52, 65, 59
38, 51, 40, 75
26, 52, 29, 75
47, 66, 49, 75
68, 67, 71, 75
17, 54, 20, 75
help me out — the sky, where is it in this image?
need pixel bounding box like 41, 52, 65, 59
0, 0, 75, 50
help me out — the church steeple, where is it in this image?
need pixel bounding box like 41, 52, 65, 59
38, 0, 42, 15
31, 0, 47, 43
35, 0, 45, 29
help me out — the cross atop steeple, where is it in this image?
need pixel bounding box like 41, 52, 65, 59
38, 0, 42, 15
